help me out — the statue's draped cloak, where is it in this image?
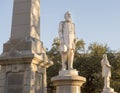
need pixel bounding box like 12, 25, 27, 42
101, 59, 111, 77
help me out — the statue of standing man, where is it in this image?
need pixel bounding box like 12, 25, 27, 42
101, 54, 117, 93
59, 11, 77, 70
101, 54, 111, 89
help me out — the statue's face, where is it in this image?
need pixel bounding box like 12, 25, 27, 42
103, 54, 107, 59
65, 12, 72, 22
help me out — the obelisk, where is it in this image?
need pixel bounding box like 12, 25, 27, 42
3, 0, 41, 54
0, 0, 53, 93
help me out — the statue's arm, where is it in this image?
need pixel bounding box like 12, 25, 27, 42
73, 23, 77, 44
59, 22, 63, 39
101, 60, 104, 67
105, 61, 111, 68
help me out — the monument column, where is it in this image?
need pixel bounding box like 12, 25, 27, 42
0, 0, 53, 93
3, 0, 42, 54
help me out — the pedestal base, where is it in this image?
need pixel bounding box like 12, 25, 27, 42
51, 70, 86, 93
0, 54, 53, 93
59, 69, 78, 76
101, 88, 117, 93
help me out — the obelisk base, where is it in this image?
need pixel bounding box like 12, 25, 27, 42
51, 70, 86, 93
101, 88, 117, 93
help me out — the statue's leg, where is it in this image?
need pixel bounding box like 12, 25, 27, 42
104, 76, 110, 89
68, 50, 74, 70
62, 54, 67, 70
106, 76, 110, 88
104, 77, 107, 89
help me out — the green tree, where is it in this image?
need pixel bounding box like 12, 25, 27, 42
75, 39, 85, 53
88, 42, 109, 56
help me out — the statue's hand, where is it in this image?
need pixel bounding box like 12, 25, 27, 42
109, 65, 112, 68
107, 64, 111, 68
60, 45, 68, 53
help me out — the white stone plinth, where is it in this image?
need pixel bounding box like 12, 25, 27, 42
51, 70, 86, 93
101, 88, 117, 93
59, 69, 78, 76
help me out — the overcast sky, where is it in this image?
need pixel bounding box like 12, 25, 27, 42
0, 0, 120, 53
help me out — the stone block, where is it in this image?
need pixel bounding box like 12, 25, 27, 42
14, 0, 30, 3
0, 87, 4, 93
59, 69, 78, 76
30, 86, 35, 93
31, 79, 35, 86
6, 72, 24, 93
24, 79, 30, 86
11, 25, 30, 40
17, 64, 25, 71
24, 86, 30, 93
12, 64, 20, 72
101, 88, 117, 93
6, 65, 12, 72
0, 66, 6, 73
0, 73, 6, 80
52, 75, 86, 93
31, 64, 37, 71
25, 64, 31, 71
11, 64, 25, 72
0, 80, 5, 87
24, 71, 31, 79
13, 1, 31, 14
12, 13, 30, 26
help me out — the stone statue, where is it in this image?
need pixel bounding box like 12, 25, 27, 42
101, 54, 117, 93
101, 54, 111, 89
58, 11, 77, 70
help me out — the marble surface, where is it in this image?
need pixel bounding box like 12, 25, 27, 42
59, 11, 77, 70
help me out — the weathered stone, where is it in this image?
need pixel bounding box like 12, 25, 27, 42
35, 72, 43, 93
12, 64, 20, 72
24, 71, 31, 79
24, 86, 30, 93
0, 87, 4, 93
17, 64, 25, 71
0, 66, 6, 73
24, 79, 30, 86
0, 80, 5, 87
11, 0, 40, 40
52, 75, 86, 93
0, 73, 5, 80
31, 64, 37, 71
0, 0, 53, 93
6, 65, 12, 72
6, 72, 24, 93
30, 86, 35, 93
59, 69, 78, 76
25, 64, 31, 71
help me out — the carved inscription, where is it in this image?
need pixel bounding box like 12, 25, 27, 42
6, 72, 24, 93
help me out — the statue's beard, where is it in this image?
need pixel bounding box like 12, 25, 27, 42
66, 18, 72, 22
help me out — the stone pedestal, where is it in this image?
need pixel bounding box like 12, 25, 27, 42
51, 70, 86, 93
101, 88, 117, 93
0, 54, 53, 93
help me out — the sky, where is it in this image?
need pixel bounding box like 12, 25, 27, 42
0, 0, 120, 54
